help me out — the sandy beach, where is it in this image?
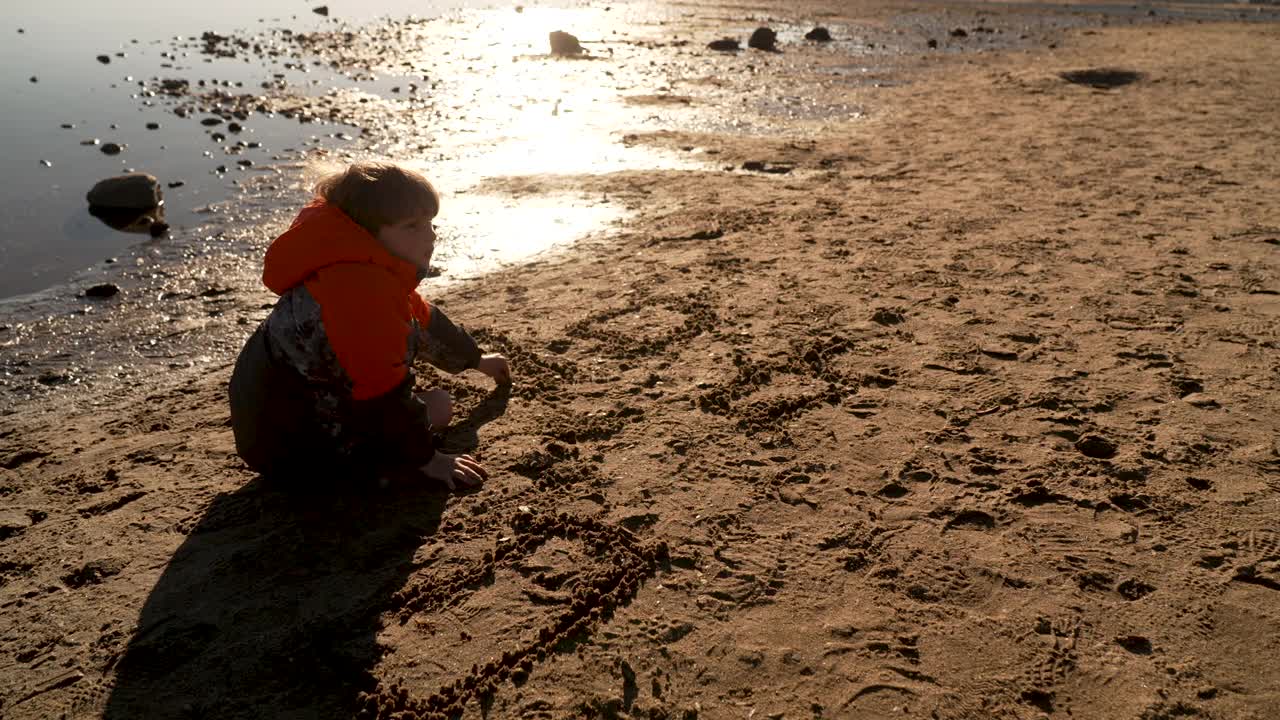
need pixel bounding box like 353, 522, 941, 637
2, 1, 1279, 718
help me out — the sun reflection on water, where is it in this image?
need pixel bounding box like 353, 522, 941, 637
364, 6, 697, 282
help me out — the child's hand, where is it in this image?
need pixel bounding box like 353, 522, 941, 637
421, 452, 488, 491
477, 353, 511, 385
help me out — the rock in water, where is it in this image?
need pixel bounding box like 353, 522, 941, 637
100, 142, 124, 155
96, 54, 110, 64
707, 38, 740, 51
805, 27, 833, 42
312, 5, 329, 16
549, 30, 583, 55
86, 173, 161, 209
748, 27, 777, 51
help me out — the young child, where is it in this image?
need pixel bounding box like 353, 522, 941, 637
228, 161, 510, 490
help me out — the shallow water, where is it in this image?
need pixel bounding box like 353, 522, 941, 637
2, 0, 695, 299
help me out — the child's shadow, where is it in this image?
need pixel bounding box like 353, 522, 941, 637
102, 474, 447, 718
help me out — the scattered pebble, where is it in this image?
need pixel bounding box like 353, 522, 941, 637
748, 27, 778, 51
146, 122, 160, 130
549, 30, 583, 56
84, 283, 121, 298
96, 54, 111, 64
707, 38, 739, 52
100, 142, 124, 155
1075, 434, 1118, 459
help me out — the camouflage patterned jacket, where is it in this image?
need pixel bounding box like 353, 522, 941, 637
228, 199, 480, 480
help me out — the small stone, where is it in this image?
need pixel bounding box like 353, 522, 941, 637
200, 117, 223, 126
237, 159, 253, 167
84, 283, 121, 298
80, 138, 100, 146
39, 159, 52, 167
950, 28, 968, 38
96, 54, 111, 64
707, 38, 739, 51
30, 76, 37, 83
148, 221, 170, 238
145, 122, 160, 130
1075, 434, 1118, 459
927, 38, 938, 48
167, 180, 185, 188
227, 122, 243, 133
312, 5, 329, 16
805, 27, 833, 42
61, 123, 74, 129
549, 30, 583, 55
100, 142, 124, 155
748, 27, 777, 51
1181, 393, 1220, 409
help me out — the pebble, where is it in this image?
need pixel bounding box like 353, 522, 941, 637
1181, 393, 1220, 409
200, 117, 223, 126
39, 159, 52, 167
805, 27, 833, 42
1075, 434, 1118, 459
748, 27, 778, 51
100, 142, 124, 155
146, 122, 160, 130
96, 54, 110, 64
313, 5, 329, 16
707, 38, 739, 51
30, 76, 37, 83
84, 283, 121, 298
80, 138, 100, 146
549, 30, 583, 56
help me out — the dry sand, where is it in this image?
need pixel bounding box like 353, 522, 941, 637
2, 4, 1279, 719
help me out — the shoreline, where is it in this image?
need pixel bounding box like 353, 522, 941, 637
2, 3, 1279, 718
0, 0, 1142, 412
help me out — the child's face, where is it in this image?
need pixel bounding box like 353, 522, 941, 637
378, 215, 437, 270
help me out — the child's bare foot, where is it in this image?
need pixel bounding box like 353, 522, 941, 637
421, 452, 487, 491
416, 388, 453, 430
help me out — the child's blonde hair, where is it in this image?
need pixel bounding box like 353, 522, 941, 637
313, 160, 440, 235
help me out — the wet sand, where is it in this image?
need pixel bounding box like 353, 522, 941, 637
2, 2, 1279, 718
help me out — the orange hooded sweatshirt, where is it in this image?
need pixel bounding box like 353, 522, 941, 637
262, 198, 433, 400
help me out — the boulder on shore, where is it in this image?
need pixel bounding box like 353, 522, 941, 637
86, 173, 161, 209
549, 30, 583, 55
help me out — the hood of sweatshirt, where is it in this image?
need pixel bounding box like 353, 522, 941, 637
262, 198, 420, 295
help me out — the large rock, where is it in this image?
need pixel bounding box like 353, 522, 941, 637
86, 173, 161, 209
